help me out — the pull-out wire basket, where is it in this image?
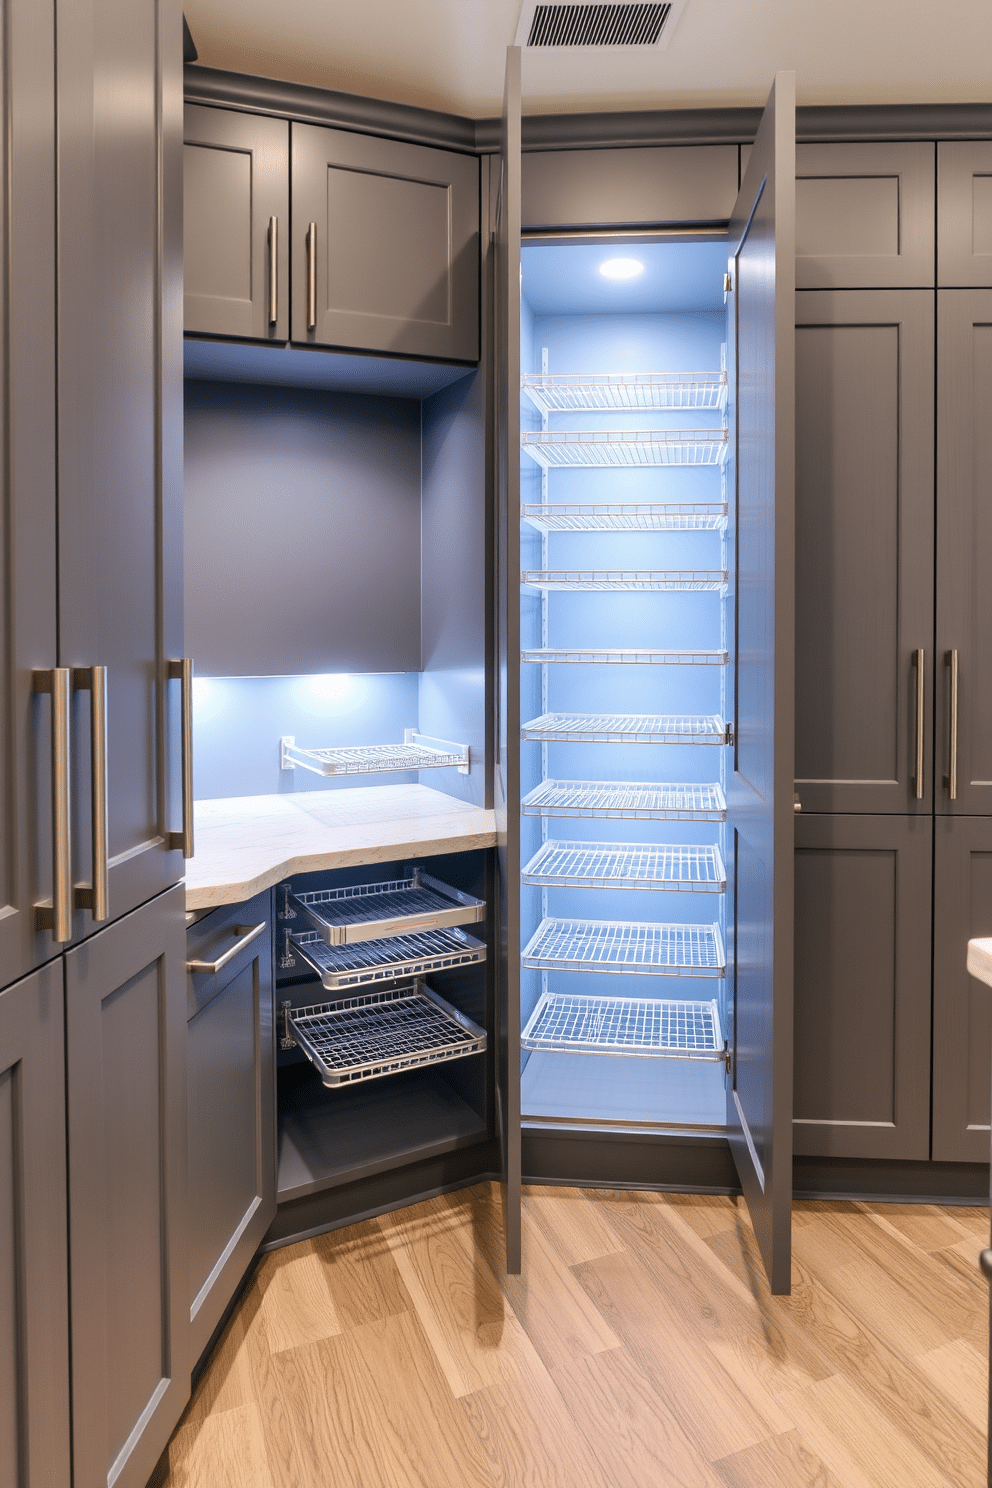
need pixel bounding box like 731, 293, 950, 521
520, 502, 727, 532
522, 841, 726, 893
286, 980, 487, 1088
521, 569, 727, 592
521, 429, 728, 468
521, 647, 727, 667
521, 779, 727, 821
521, 991, 724, 1061
280, 729, 469, 777
290, 870, 485, 946
288, 925, 487, 993
522, 917, 725, 977
521, 371, 727, 415
521, 712, 729, 746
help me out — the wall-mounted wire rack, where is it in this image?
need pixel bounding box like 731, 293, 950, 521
520, 502, 728, 532
521, 429, 728, 468
521, 991, 724, 1060
522, 841, 726, 893
280, 729, 469, 777
522, 918, 725, 977
521, 712, 729, 745
521, 569, 727, 593
521, 647, 728, 667
287, 925, 487, 993
521, 371, 727, 415
521, 780, 727, 821
285, 981, 487, 1088
289, 870, 485, 946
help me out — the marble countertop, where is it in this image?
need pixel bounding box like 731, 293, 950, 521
967, 937, 992, 988
185, 784, 498, 910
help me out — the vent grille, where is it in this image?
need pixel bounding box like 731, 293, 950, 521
526, 3, 672, 46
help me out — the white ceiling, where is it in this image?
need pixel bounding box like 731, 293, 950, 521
184, 0, 992, 120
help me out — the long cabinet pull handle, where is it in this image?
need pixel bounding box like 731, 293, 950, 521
187, 921, 266, 975
168, 658, 194, 858
268, 215, 278, 326
912, 648, 925, 800
71, 665, 109, 921
33, 668, 72, 942
944, 649, 959, 800
306, 221, 316, 332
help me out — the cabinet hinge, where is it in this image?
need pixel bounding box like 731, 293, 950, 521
724, 722, 734, 746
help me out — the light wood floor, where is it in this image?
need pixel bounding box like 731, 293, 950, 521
153, 1184, 991, 1488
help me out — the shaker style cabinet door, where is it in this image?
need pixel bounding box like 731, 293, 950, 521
794, 291, 934, 814
937, 141, 992, 287
291, 122, 480, 361
184, 105, 289, 340
0, 962, 70, 1488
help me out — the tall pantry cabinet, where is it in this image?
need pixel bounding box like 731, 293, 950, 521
0, 0, 188, 1485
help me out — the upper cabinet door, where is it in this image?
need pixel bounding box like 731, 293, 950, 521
725, 72, 795, 1297
495, 46, 522, 1276
795, 142, 935, 289
184, 105, 289, 340
937, 142, 992, 287
936, 288, 992, 814
291, 123, 480, 362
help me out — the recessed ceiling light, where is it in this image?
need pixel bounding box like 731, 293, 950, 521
599, 257, 645, 281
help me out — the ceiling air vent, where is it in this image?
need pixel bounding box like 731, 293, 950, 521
515, 0, 687, 48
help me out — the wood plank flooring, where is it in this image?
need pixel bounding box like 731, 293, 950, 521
152, 1185, 990, 1488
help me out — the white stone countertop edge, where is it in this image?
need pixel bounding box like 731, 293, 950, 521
967, 937, 992, 988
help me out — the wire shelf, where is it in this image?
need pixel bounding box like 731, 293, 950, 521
521, 647, 727, 666
521, 992, 724, 1060
288, 926, 487, 993
521, 780, 727, 821
287, 981, 487, 1088
521, 569, 727, 592
523, 917, 725, 977
521, 712, 728, 745
290, 871, 485, 946
280, 730, 469, 777
521, 430, 728, 468
522, 841, 726, 893
521, 503, 728, 532
521, 371, 727, 415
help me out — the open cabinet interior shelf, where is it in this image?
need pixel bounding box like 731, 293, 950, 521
522, 841, 726, 892
521, 647, 727, 666
290, 871, 484, 945
521, 712, 728, 745
522, 917, 725, 976
521, 991, 725, 1060
521, 371, 727, 414
521, 779, 727, 820
521, 502, 728, 532
521, 569, 727, 592
287, 925, 487, 993
521, 429, 728, 468
280, 730, 469, 777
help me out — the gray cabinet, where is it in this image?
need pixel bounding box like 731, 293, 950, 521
933, 817, 992, 1162
520, 144, 739, 230
793, 814, 932, 1161
186, 894, 275, 1362
66, 885, 188, 1488
0, 962, 70, 1487
794, 290, 934, 814
184, 104, 289, 340
937, 142, 992, 287
291, 123, 480, 361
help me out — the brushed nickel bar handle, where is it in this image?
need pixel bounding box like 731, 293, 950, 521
168, 658, 194, 858
306, 221, 316, 332
944, 649, 959, 801
268, 216, 278, 326
913, 648, 925, 800
33, 667, 72, 942
71, 665, 109, 921
187, 921, 266, 975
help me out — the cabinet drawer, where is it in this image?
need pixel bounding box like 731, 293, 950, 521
938, 141, 992, 286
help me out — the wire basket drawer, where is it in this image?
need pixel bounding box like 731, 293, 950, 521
290, 870, 485, 946
521, 991, 724, 1061
287, 925, 487, 993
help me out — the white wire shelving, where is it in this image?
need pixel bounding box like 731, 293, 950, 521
521, 712, 728, 746
521, 569, 727, 593
280, 729, 469, 777
521, 779, 727, 821
521, 647, 727, 666
521, 991, 724, 1060
522, 841, 726, 893
521, 371, 727, 415
521, 429, 728, 469
286, 925, 487, 993
522, 917, 725, 977
521, 503, 728, 533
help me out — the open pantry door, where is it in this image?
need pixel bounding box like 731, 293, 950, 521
724, 72, 796, 1296
493, 44, 522, 1274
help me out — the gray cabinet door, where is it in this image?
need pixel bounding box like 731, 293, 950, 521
936, 289, 992, 815
56, 0, 184, 933
725, 72, 795, 1297
521, 144, 739, 230
0, 962, 70, 1487
291, 122, 479, 362
66, 885, 189, 1488
794, 814, 932, 1161
795, 142, 935, 288
184, 104, 289, 340
932, 816, 992, 1162
937, 142, 992, 287
794, 291, 934, 814
186, 894, 275, 1363
0, 0, 58, 985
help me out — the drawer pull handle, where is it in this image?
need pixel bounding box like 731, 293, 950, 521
306, 221, 316, 331
33, 667, 72, 942
187, 920, 266, 975
912, 648, 925, 801
72, 665, 109, 920
168, 658, 194, 858
268, 215, 278, 326
944, 649, 959, 801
